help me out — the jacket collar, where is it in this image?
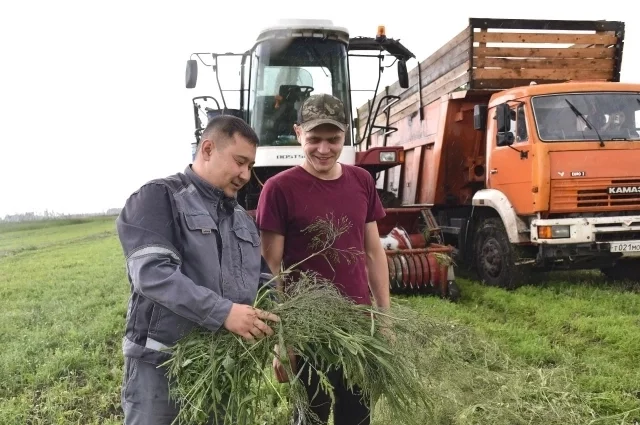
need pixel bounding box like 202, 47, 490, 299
184, 165, 238, 210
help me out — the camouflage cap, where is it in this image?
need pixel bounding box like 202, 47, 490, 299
297, 93, 348, 132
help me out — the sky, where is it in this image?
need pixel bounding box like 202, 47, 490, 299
1, 0, 638, 217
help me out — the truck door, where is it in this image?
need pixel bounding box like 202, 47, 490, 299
487, 102, 535, 215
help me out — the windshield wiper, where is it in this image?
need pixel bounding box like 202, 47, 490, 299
565, 99, 605, 147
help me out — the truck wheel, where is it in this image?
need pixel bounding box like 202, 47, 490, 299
601, 260, 640, 282
473, 217, 521, 289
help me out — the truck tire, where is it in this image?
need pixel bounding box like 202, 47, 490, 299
601, 260, 640, 282
473, 217, 522, 289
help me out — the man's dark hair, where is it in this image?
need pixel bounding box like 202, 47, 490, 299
200, 115, 259, 148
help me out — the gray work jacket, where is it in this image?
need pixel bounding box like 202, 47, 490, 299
116, 165, 271, 365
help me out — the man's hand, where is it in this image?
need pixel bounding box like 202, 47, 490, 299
223, 304, 279, 342
272, 344, 297, 383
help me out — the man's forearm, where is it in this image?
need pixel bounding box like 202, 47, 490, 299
260, 231, 285, 293
264, 257, 282, 290
366, 247, 391, 310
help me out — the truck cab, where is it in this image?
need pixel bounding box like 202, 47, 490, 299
475, 82, 640, 279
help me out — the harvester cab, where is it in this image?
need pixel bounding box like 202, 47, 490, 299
184, 19, 415, 210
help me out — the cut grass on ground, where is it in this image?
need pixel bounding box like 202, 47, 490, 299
0, 217, 638, 424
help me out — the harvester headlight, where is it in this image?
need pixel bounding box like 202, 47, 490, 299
379, 151, 397, 162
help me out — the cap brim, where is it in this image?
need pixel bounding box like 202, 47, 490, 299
299, 118, 346, 132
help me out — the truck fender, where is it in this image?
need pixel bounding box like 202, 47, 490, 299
471, 189, 530, 244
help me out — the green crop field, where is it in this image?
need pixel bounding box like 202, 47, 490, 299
1, 217, 638, 424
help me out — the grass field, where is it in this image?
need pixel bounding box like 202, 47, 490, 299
1, 217, 639, 424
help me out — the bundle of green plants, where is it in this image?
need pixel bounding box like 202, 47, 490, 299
161, 215, 440, 425
163, 269, 442, 425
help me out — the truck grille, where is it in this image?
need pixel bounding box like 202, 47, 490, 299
550, 178, 640, 212
594, 231, 640, 242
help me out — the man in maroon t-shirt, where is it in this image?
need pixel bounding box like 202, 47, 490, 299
256, 93, 390, 425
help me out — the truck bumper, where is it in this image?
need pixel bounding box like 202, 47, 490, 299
530, 215, 640, 258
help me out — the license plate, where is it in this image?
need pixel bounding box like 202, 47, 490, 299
610, 241, 640, 252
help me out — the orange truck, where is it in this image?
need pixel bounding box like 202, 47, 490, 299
356, 17, 640, 288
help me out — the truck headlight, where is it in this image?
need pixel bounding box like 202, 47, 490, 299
537, 225, 571, 239
379, 151, 397, 162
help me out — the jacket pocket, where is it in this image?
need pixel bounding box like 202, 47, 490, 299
184, 212, 217, 234
147, 304, 196, 349
231, 225, 261, 289
182, 212, 220, 268
149, 303, 163, 335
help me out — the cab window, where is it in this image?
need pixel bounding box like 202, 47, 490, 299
516, 104, 528, 143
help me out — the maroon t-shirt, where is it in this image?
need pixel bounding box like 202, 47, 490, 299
256, 164, 385, 305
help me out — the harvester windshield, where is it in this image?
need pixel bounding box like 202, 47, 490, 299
533, 92, 640, 142
248, 37, 350, 147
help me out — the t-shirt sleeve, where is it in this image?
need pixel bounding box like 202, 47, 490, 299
255, 177, 288, 235
365, 172, 386, 223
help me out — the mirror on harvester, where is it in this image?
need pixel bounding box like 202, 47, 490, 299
398, 60, 409, 89
186, 59, 198, 89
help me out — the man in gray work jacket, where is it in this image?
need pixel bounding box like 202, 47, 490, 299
116, 115, 279, 425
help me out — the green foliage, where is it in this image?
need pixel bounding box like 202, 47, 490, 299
0, 217, 126, 425
164, 274, 436, 425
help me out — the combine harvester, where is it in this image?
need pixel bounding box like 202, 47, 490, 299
184, 19, 460, 299
357, 17, 640, 289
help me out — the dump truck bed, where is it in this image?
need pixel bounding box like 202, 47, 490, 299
356, 17, 625, 139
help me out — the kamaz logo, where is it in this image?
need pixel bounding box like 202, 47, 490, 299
276, 154, 305, 160
608, 186, 640, 194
